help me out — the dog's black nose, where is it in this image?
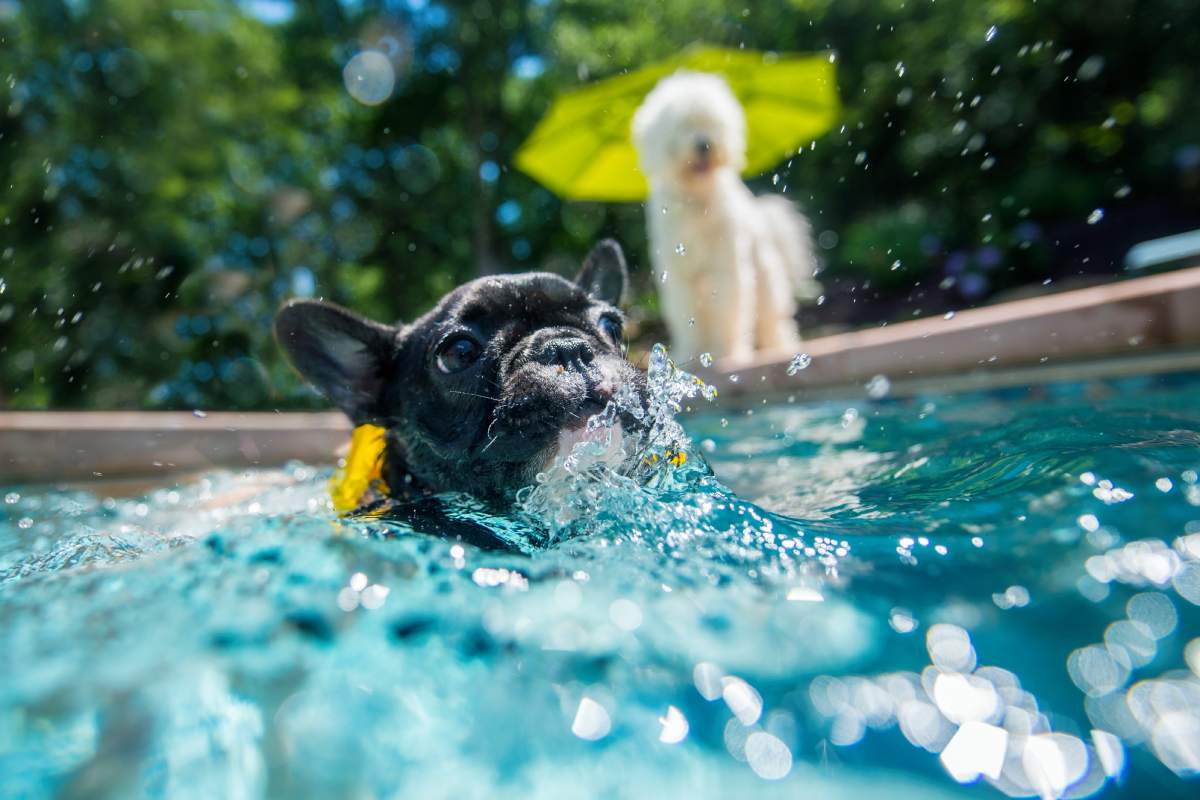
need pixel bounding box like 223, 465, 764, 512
534, 337, 594, 370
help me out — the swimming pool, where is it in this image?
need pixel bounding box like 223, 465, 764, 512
2, 369, 1198, 799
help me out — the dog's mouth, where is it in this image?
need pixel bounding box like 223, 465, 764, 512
688, 154, 714, 174
547, 420, 626, 472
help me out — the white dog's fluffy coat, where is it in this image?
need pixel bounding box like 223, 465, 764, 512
633, 71, 821, 362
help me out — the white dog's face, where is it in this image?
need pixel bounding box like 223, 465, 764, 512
632, 71, 747, 195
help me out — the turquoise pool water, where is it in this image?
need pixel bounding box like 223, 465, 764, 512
2, 369, 1199, 799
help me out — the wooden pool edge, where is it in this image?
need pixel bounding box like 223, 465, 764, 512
3, 266, 1200, 483
0, 411, 351, 484
699, 264, 1200, 400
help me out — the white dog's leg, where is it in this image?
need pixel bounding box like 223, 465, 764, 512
702, 232, 755, 362
646, 203, 705, 362
657, 275, 702, 361
753, 238, 803, 353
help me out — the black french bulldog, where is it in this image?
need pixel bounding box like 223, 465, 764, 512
274, 239, 646, 508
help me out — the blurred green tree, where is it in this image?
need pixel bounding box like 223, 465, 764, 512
0, 0, 1197, 409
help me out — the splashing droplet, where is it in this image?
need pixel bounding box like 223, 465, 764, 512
944, 311, 957, 320
786, 353, 812, 375
866, 374, 892, 399
674, 243, 686, 256
1087, 208, 1104, 225
699, 353, 713, 368
985, 25, 997, 42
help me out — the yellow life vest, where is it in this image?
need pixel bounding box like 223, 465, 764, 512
329, 424, 390, 515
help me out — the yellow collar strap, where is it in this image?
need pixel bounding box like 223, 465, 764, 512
330, 424, 390, 515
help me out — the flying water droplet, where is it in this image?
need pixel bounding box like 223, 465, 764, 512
891, 259, 902, 271
944, 310, 957, 320
1114, 185, 1131, 199
985, 25, 997, 42
1087, 208, 1104, 225
674, 243, 686, 256
699, 353, 713, 368
786, 353, 812, 375
866, 374, 892, 399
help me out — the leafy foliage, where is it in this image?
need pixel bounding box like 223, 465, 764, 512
1, 0, 1197, 409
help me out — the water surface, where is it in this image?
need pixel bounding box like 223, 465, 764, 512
2, 371, 1199, 799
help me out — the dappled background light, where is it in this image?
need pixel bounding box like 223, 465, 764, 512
1, 0, 1198, 408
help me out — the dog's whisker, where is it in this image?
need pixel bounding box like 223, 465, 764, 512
449, 389, 503, 402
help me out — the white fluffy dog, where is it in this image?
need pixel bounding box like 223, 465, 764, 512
632, 71, 821, 363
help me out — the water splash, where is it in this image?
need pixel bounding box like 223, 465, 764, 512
787, 353, 812, 375
517, 344, 727, 545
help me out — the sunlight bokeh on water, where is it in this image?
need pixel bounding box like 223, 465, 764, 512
2, 370, 1199, 799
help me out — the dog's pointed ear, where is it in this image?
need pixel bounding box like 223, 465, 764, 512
274, 300, 396, 425
575, 239, 627, 306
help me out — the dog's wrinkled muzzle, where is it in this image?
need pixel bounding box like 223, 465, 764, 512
486, 332, 637, 465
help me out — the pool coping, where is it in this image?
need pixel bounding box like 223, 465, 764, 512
3, 266, 1199, 483
698, 264, 1200, 400
0, 411, 351, 484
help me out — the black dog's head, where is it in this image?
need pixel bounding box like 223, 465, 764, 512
274, 240, 645, 503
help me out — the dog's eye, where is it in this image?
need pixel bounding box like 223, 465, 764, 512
436, 335, 482, 373
598, 315, 623, 343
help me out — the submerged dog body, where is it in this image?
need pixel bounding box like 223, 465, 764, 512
275, 240, 644, 505
633, 70, 821, 362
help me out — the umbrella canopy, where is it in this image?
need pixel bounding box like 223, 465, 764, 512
514, 45, 841, 202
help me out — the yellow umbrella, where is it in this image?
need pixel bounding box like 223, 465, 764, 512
514, 45, 841, 202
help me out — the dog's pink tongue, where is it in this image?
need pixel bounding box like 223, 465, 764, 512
552, 422, 625, 468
